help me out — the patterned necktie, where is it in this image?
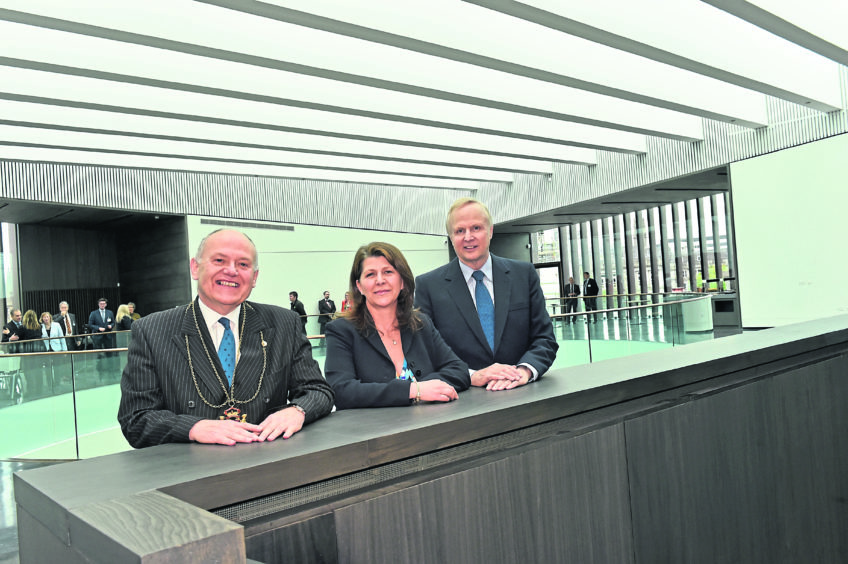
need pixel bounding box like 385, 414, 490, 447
472, 270, 495, 351
218, 317, 236, 386
65, 317, 72, 335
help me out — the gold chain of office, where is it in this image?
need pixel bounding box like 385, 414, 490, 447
185, 301, 267, 421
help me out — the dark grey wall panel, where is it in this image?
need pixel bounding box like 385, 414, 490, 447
329, 425, 633, 564
626, 356, 848, 564
490, 231, 531, 262
19, 225, 119, 290
17, 217, 190, 318
116, 216, 190, 314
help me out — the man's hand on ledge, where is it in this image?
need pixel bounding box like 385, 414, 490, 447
187, 405, 306, 445
188, 419, 263, 445
257, 406, 306, 441
471, 363, 531, 391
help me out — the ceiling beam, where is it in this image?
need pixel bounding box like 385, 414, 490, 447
466, 0, 841, 112
0, 2, 704, 142
198, 0, 768, 127
703, 0, 848, 67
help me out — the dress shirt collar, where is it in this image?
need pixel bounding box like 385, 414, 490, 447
458, 254, 493, 285
196, 298, 241, 349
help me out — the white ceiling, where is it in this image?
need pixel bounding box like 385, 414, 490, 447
0, 0, 845, 205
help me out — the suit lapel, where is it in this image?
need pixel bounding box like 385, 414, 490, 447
233, 302, 272, 394
444, 259, 492, 354
175, 301, 228, 402
365, 328, 391, 363
491, 255, 511, 353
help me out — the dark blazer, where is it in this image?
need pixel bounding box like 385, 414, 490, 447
118, 298, 334, 448
415, 255, 558, 377
1, 321, 22, 344
16, 326, 43, 353
89, 308, 116, 349
290, 299, 307, 330
564, 283, 581, 299
318, 299, 336, 328
324, 315, 469, 409
88, 308, 115, 332
54, 312, 81, 350
583, 277, 600, 297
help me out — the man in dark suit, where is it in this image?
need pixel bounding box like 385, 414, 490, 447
317, 291, 336, 338
583, 272, 600, 323
54, 301, 82, 350
1, 309, 23, 352
88, 298, 116, 349
415, 198, 558, 391
118, 229, 333, 448
564, 276, 581, 322
289, 291, 307, 334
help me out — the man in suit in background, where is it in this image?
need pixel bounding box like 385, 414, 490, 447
89, 297, 118, 380
583, 272, 600, 323
564, 276, 581, 323
317, 291, 336, 339
1, 309, 23, 352
415, 198, 558, 391
128, 302, 141, 321
55, 301, 81, 351
118, 229, 334, 448
289, 291, 307, 334
88, 298, 115, 350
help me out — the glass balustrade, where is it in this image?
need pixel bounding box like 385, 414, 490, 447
0, 293, 716, 461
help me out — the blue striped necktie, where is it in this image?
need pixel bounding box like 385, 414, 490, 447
218, 317, 236, 386
472, 270, 494, 351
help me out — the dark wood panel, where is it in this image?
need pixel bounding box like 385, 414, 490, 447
335, 486, 435, 563
246, 512, 337, 564
325, 425, 633, 564
626, 355, 848, 564
418, 425, 633, 564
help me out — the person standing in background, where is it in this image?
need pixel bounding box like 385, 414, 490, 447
128, 302, 141, 321
54, 301, 81, 351
318, 291, 336, 335
583, 272, 600, 323
289, 291, 307, 334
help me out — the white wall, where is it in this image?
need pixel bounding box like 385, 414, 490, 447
187, 218, 449, 334
731, 132, 848, 327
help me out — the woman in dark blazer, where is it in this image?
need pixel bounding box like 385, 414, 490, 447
116, 304, 134, 330
19, 310, 46, 397
325, 242, 469, 409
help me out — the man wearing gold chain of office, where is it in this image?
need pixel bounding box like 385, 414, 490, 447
118, 229, 334, 448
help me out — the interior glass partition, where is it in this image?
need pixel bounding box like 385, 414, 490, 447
1, 296, 715, 462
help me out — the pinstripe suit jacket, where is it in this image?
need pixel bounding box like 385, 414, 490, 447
118, 298, 334, 448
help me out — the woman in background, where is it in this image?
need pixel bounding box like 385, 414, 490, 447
324, 242, 469, 409
340, 291, 353, 313
116, 304, 134, 330
40, 312, 67, 352
19, 310, 45, 397
41, 311, 71, 391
